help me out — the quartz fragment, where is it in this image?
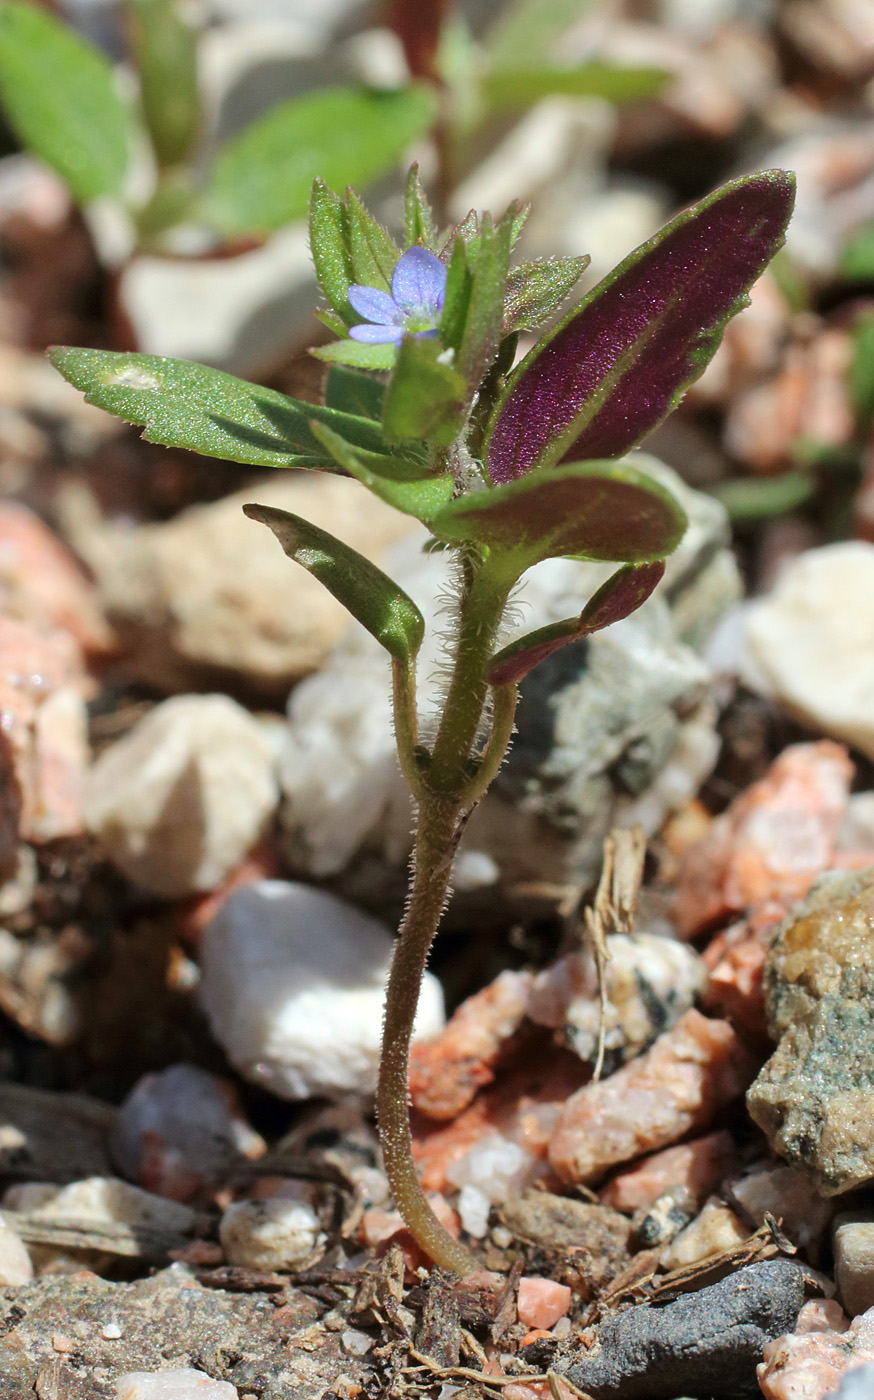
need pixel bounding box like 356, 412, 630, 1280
601, 1131, 738, 1215
747, 867, 874, 1194
116, 1370, 238, 1399
757, 1299, 874, 1400
659, 1198, 749, 1270
219, 1195, 325, 1270
0, 502, 111, 655
517, 1277, 572, 1330
84, 694, 278, 898
200, 880, 444, 1099
0, 1217, 31, 1284
674, 741, 854, 936
834, 1217, 874, 1318
549, 1009, 755, 1185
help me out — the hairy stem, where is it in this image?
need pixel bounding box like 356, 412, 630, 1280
378, 557, 515, 1273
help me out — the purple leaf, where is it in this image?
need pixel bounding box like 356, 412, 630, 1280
485, 170, 795, 483
486, 560, 665, 686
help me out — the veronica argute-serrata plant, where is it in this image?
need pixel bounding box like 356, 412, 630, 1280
51, 164, 794, 1275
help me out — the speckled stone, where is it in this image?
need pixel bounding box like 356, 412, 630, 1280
747, 866, 874, 1194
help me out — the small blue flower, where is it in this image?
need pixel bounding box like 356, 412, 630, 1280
348, 246, 447, 344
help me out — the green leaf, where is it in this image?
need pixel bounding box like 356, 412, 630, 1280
344, 189, 399, 292
430, 458, 687, 575
840, 223, 874, 281
0, 0, 134, 202
503, 255, 590, 333
309, 422, 455, 521
324, 366, 385, 421
49, 347, 394, 470
404, 164, 436, 248
381, 336, 466, 447
456, 210, 514, 396
485, 0, 597, 68
311, 338, 398, 372
439, 237, 473, 354
126, 0, 200, 170
486, 559, 665, 685
851, 312, 874, 435
203, 85, 436, 237
713, 472, 815, 523
310, 179, 356, 326
243, 503, 424, 664
483, 63, 670, 111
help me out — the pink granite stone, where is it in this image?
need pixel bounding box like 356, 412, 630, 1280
600, 1131, 738, 1215
757, 1299, 874, 1400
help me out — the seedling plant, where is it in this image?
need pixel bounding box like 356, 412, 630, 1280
52, 164, 795, 1275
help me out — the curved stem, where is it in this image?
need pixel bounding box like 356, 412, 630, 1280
465, 681, 518, 805
391, 658, 426, 801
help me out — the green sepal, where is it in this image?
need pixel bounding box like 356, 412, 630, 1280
504, 255, 590, 332
309, 422, 455, 521
0, 0, 135, 203
243, 503, 424, 664
310, 179, 356, 326
343, 189, 399, 292
324, 366, 385, 421
49, 347, 393, 470
381, 336, 466, 447
486, 559, 666, 685
311, 339, 398, 371
404, 164, 436, 248
429, 458, 687, 574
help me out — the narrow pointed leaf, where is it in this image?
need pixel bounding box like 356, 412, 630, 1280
504, 255, 590, 333
49, 348, 393, 470
486, 559, 665, 685
0, 0, 134, 202
430, 459, 686, 572
309, 422, 455, 520
202, 85, 435, 237
483, 63, 670, 111
457, 211, 514, 394
126, 0, 200, 170
311, 338, 398, 371
404, 164, 436, 248
439, 237, 473, 353
343, 190, 399, 292
485, 170, 796, 483
382, 336, 466, 446
324, 366, 385, 421
310, 179, 356, 325
244, 503, 424, 664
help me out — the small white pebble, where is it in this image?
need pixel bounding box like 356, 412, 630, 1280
341, 1328, 373, 1357
102, 1321, 123, 1340
552, 1316, 572, 1339
115, 1369, 238, 1399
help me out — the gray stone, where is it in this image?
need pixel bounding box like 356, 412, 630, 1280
561, 1259, 807, 1398
828, 1362, 874, 1400
747, 867, 874, 1195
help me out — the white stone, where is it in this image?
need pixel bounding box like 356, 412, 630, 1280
199, 880, 445, 1098
110, 1064, 265, 1197
3, 1177, 196, 1236
741, 543, 874, 761
659, 1198, 749, 1270
219, 1196, 324, 1269
116, 1369, 238, 1400
835, 1218, 874, 1318
446, 1131, 546, 1239
0, 1216, 31, 1284
84, 694, 278, 897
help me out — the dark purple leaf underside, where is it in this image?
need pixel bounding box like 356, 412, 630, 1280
487, 560, 665, 686
485, 170, 795, 483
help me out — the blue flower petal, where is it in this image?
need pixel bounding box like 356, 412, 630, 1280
347, 284, 402, 325
349, 322, 405, 343
391, 246, 447, 318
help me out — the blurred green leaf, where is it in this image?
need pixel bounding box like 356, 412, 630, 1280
483, 63, 670, 110
126, 0, 200, 169
0, 0, 134, 202
244, 503, 425, 664
431, 459, 686, 576
851, 313, 874, 434
504, 255, 589, 333
310, 421, 455, 520
49, 347, 393, 470
324, 366, 385, 420
713, 471, 814, 522
382, 336, 466, 447
404, 164, 436, 248
485, 0, 597, 68
311, 338, 398, 371
841, 224, 874, 282
203, 86, 436, 237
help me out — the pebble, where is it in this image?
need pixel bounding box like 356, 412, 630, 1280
517, 1278, 572, 1331
835, 1218, 874, 1318
0, 1216, 31, 1284
747, 866, 874, 1194
84, 694, 278, 898
110, 1064, 266, 1201
526, 934, 705, 1071
673, 741, 854, 936
446, 1132, 546, 1239
71, 475, 413, 698
500, 1192, 632, 1297
116, 1371, 238, 1400
219, 1196, 325, 1270
601, 1131, 738, 1215
199, 880, 444, 1099
3, 1177, 197, 1237
409, 970, 531, 1121
549, 1009, 756, 1185
0, 614, 89, 844
741, 545, 874, 762
758, 1299, 874, 1400
659, 1198, 749, 1271
0, 502, 111, 655
731, 1162, 834, 1257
